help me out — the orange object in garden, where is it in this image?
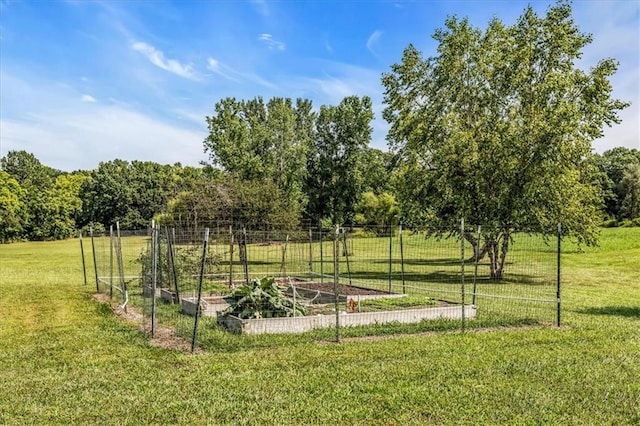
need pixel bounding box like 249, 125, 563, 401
348, 298, 356, 312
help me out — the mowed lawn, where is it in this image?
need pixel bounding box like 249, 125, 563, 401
0, 228, 638, 425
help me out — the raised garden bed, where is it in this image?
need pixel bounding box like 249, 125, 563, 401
161, 288, 179, 303
286, 281, 405, 304
218, 304, 477, 335
142, 285, 160, 298
181, 296, 229, 317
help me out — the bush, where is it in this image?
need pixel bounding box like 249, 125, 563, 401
602, 219, 619, 228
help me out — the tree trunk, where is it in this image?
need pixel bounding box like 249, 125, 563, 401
463, 231, 489, 263
487, 237, 500, 280
486, 232, 510, 280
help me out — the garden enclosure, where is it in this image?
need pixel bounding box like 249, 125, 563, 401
84, 221, 562, 351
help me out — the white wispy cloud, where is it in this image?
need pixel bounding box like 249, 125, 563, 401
131, 41, 199, 80
366, 30, 383, 55
1, 108, 205, 171
258, 33, 286, 51
206, 57, 277, 89
206, 58, 240, 82
81, 94, 96, 103
1, 72, 206, 171
573, 1, 639, 152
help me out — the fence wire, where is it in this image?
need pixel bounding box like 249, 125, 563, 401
85, 220, 562, 350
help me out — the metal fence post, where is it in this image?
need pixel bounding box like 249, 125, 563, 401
343, 230, 353, 287
333, 225, 340, 343
280, 234, 289, 277
90, 227, 99, 293
228, 226, 234, 288
116, 222, 127, 312
399, 223, 405, 294
79, 231, 87, 286
191, 228, 210, 354
151, 221, 158, 338
308, 228, 313, 274
388, 223, 393, 294
557, 223, 562, 327
460, 218, 466, 331
319, 223, 324, 284
242, 227, 249, 284
168, 227, 180, 302
472, 225, 481, 306
109, 225, 114, 299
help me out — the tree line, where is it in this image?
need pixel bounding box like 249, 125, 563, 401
1, 1, 638, 251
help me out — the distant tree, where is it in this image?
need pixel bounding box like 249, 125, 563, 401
159, 174, 298, 229
35, 173, 87, 240
382, 2, 628, 278
620, 164, 640, 220
358, 147, 393, 195
0, 170, 27, 242
594, 148, 640, 220
354, 191, 400, 233
203, 97, 314, 218
306, 96, 374, 224
0, 150, 59, 188
1, 150, 62, 240
81, 160, 178, 229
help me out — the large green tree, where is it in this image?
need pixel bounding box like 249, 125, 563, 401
620, 164, 640, 220
0, 150, 63, 240
594, 147, 640, 220
306, 95, 374, 224
382, 2, 628, 278
203, 97, 314, 219
38, 173, 87, 240
81, 160, 179, 229
357, 147, 394, 195
158, 174, 299, 230
0, 170, 27, 242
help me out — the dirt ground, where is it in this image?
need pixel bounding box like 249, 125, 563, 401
290, 281, 393, 296
92, 293, 200, 353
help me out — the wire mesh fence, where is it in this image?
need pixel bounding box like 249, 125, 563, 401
82, 220, 562, 351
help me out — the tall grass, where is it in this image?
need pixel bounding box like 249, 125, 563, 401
0, 228, 638, 424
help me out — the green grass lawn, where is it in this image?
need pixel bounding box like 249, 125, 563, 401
0, 228, 639, 424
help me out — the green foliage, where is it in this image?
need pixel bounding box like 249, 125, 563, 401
135, 239, 221, 290
37, 173, 86, 240
354, 191, 400, 233
0, 170, 27, 242
0, 150, 85, 241
306, 95, 374, 224
204, 97, 314, 218
160, 174, 299, 228
593, 147, 640, 220
81, 160, 179, 229
2, 229, 640, 424
620, 163, 640, 219
382, 2, 628, 278
221, 277, 306, 319
357, 147, 393, 195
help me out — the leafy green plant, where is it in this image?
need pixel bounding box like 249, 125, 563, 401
221, 277, 306, 319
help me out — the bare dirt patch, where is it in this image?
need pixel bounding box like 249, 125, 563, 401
92, 293, 200, 353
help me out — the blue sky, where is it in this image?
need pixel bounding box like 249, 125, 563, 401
1, 0, 638, 172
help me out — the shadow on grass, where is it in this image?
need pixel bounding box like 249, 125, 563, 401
577, 306, 640, 318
